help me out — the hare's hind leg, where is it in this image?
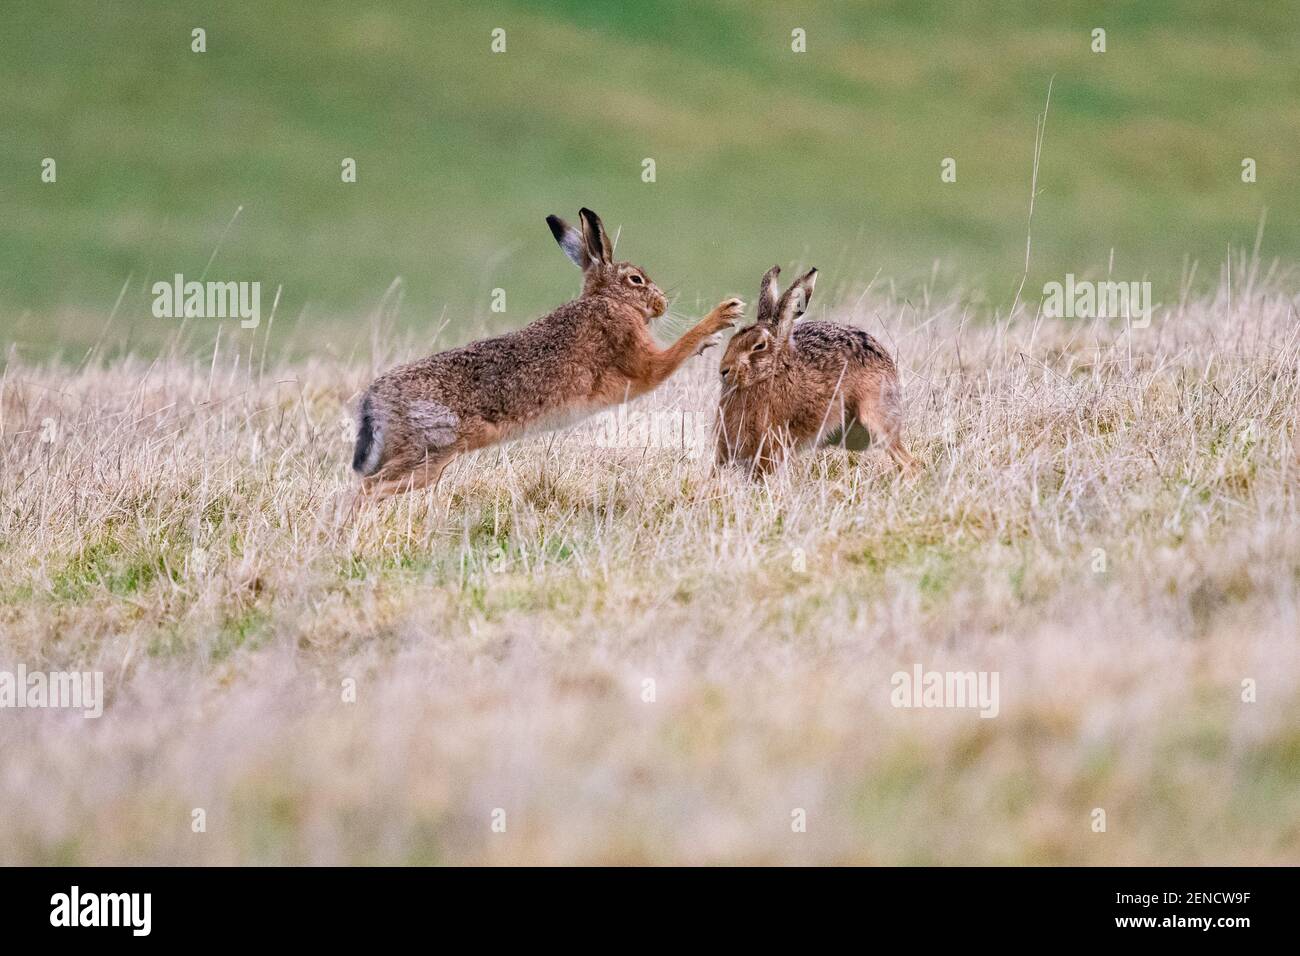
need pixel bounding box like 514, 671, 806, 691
856, 393, 918, 475
886, 437, 918, 473
354, 452, 455, 510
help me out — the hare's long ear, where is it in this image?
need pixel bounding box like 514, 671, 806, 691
773, 267, 817, 348
755, 265, 781, 325
547, 214, 589, 270
578, 207, 613, 266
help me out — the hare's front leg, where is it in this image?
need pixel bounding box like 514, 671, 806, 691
748, 433, 787, 480
631, 297, 744, 397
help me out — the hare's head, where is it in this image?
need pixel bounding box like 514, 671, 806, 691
719, 265, 817, 389
547, 208, 667, 319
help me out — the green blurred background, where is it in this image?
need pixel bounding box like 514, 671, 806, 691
2, 0, 1297, 353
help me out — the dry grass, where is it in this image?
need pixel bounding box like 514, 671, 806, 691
1, 267, 1298, 865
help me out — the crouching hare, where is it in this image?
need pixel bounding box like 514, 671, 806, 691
716, 265, 917, 478
351, 208, 744, 506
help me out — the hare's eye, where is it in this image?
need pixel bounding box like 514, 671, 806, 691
752, 340, 768, 352
627, 273, 644, 285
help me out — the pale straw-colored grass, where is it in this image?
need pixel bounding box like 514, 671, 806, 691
1, 264, 1297, 864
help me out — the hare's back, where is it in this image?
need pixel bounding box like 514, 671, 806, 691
791, 321, 894, 372
375, 300, 607, 427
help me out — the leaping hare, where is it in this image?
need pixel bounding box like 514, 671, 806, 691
351, 208, 744, 505
715, 265, 916, 478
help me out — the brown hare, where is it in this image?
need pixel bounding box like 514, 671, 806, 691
351, 208, 744, 505
716, 265, 916, 478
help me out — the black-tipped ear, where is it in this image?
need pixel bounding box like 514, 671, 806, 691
578, 207, 613, 265
548, 214, 588, 269
773, 267, 817, 346
756, 265, 781, 325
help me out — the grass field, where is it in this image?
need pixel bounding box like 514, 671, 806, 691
4, 1, 1299, 352
2, 262, 1296, 864
3, 0, 1298, 868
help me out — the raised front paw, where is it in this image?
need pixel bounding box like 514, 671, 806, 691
712, 297, 746, 330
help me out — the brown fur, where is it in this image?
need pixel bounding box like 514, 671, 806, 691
716, 265, 917, 478
352, 208, 744, 506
